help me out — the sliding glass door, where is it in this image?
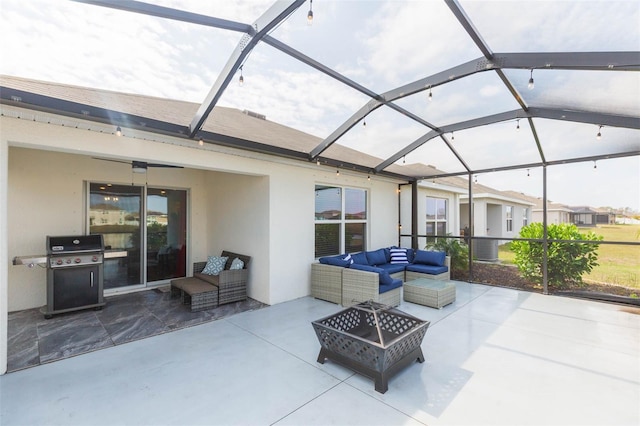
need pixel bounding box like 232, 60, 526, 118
146, 188, 187, 282
88, 182, 187, 289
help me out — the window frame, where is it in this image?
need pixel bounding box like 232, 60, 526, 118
426, 197, 448, 243
314, 185, 368, 257
506, 205, 514, 232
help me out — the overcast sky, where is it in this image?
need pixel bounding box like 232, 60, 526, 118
1, 0, 638, 211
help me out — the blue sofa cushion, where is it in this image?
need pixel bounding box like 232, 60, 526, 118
351, 252, 369, 265
389, 247, 409, 264
379, 278, 403, 294
365, 248, 387, 266
377, 263, 406, 275
350, 263, 394, 286
406, 263, 448, 275
319, 254, 351, 267
413, 249, 446, 266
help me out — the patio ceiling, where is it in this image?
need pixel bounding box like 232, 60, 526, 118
1, 0, 639, 182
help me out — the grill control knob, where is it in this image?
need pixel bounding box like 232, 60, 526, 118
56, 259, 63, 265
92, 255, 98, 262
66, 259, 72, 264
75, 258, 81, 263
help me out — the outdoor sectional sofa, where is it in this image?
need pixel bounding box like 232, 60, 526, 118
311, 247, 450, 307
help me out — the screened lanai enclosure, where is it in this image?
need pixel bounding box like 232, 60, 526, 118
1, 0, 639, 299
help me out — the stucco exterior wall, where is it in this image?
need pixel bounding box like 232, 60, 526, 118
2, 113, 402, 311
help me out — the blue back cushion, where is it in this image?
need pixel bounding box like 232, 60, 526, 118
365, 248, 387, 266
350, 263, 394, 285
413, 249, 446, 266
319, 255, 350, 267
351, 252, 369, 265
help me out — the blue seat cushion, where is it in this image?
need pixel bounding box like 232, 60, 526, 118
413, 249, 446, 266
379, 278, 403, 294
351, 252, 369, 265
365, 248, 387, 266
406, 263, 448, 275
350, 263, 395, 286
377, 263, 406, 275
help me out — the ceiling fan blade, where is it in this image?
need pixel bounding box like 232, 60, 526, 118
146, 163, 184, 169
92, 157, 131, 165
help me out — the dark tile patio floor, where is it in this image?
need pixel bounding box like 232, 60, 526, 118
7, 288, 267, 372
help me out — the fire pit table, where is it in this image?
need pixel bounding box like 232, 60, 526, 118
312, 301, 429, 393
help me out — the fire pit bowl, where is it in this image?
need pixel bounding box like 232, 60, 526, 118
312, 301, 429, 393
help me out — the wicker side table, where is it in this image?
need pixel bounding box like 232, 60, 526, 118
171, 277, 219, 312
403, 279, 456, 309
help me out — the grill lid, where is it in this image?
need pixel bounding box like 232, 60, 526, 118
47, 235, 104, 254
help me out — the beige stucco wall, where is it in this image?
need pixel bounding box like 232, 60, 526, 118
2, 110, 402, 311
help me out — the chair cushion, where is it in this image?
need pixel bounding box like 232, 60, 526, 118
379, 278, 403, 294
413, 250, 446, 266
365, 248, 387, 266
194, 273, 220, 285
377, 263, 406, 275
405, 263, 448, 275
351, 252, 369, 265
350, 263, 394, 286
229, 258, 245, 270
389, 247, 409, 264
202, 256, 228, 275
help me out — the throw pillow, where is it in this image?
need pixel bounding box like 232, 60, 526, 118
229, 257, 244, 270
389, 248, 408, 264
202, 256, 228, 275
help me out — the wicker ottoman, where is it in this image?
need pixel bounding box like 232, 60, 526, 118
171, 277, 219, 312
403, 279, 456, 309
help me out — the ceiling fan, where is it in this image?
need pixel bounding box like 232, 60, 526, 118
92, 157, 183, 173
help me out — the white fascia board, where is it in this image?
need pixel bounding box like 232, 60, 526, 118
460, 192, 536, 207
418, 181, 467, 194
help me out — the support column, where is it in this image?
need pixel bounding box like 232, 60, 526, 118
412, 180, 418, 250
468, 173, 474, 281
1, 137, 8, 374
542, 165, 548, 294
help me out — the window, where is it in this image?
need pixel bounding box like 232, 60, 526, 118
426, 197, 447, 243
506, 205, 513, 232
315, 185, 367, 257
523, 208, 528, 227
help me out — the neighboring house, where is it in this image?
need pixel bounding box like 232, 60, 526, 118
569, 206, 615, 226
459, 183, 534, 239
398, 172, 534, 261
501, 191, 573, 225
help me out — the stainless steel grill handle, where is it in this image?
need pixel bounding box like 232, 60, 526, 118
90, 271, 94, 287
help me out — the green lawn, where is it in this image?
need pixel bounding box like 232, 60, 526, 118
498, 224, 640, 289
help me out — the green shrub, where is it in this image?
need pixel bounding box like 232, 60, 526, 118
510, 223, 602, 289
426, 235, 469, 271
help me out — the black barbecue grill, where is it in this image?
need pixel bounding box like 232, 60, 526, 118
45, 235, 106, 318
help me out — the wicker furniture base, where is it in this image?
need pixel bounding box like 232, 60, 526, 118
311, 263, 343, 304
171, 277, 219, 312
403, 279, 456, 309
312, 301, 429, 393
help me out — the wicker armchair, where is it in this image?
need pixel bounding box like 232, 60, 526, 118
193, 251, 251, 305
341, 268, 401, 308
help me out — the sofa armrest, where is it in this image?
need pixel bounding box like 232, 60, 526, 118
342, 268, 380, 307
311, 263, 343, 304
